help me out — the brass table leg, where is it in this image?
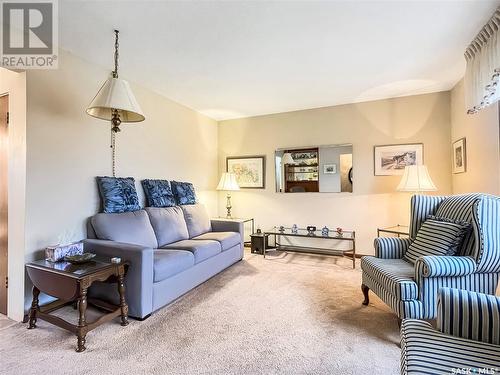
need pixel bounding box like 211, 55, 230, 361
117, 269, 129, 326
27, 286, 40, 329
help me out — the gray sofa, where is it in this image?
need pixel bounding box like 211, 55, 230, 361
83, 204, 243, 319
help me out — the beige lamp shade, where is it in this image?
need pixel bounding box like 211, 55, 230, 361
397, 165, 437, 192
86, 77, 145, 122
282, 153, 295, 165
216, 173, 240, 191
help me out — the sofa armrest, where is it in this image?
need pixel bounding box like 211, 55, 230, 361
83, 239, 154, 318
374, 237, 412, 259
437, 287, 500, 345
211, 219, 244, 235
415, 255, 477, 278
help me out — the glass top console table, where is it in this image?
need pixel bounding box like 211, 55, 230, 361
262, 227, 356, 269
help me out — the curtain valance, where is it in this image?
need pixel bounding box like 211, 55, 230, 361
465, 7, 500, 113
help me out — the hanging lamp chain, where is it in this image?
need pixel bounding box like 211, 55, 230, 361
111, 129, 117, 177
112, 29, 119, 78
111, 29, 119, 177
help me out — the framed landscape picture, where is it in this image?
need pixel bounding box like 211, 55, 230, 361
226, 156, 265, 188
374, 143, 423, 176
452, 138, 466, 174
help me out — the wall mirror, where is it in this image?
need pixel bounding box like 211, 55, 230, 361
275, 144, 353, 193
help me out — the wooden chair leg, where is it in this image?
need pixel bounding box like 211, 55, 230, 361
361, 284, 370, 306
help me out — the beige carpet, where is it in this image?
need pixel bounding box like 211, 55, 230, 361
0, 250, 400, 375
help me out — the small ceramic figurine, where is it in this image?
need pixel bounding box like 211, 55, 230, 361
321, 226, 329, 236
306, 226, 316, 235
279, 225, 285, 232
291, 224, 298, 233
336, 227, 343, 237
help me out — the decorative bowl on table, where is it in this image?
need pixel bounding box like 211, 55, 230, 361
64, 253, 96, 264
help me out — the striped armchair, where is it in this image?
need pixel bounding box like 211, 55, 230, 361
361, 193, 500, 320
400, 288, 500, 374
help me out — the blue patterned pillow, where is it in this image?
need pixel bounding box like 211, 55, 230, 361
404, 216, 471, 264
141, 179, 176, 207
96, 177, 141, 214
171, 181, 196, 205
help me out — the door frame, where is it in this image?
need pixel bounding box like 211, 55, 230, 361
0, 93, 7, 315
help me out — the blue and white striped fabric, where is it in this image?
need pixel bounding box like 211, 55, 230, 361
475, 195, 500, 273
434, 194, 482, 257
415, 255, 476, 278
416, 271, 499, 319
374, 237, 412, 259
400, 319, 500, 375
364, 193, 500, 321
362, 270, 423, 319
361, 257, 418, 300
409, 195, 445, 240
437, 288, 500, 345
404, 218, 470, 264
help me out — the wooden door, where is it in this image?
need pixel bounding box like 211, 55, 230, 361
0, 95, 8, 315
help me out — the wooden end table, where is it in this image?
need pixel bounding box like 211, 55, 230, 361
26, 256, 129, 352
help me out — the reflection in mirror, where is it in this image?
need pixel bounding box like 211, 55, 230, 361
275, 144, 353, 193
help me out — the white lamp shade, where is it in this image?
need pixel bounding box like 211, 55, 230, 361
216, 173, 240, 191
397, 165, 437, 192
86, 77, 145, 122
282, 153, 295, 165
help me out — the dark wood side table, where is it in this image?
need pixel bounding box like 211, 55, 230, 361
26, 256, 129, 352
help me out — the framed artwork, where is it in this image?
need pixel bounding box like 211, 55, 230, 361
323, 164, 337, 174
452, 138, 466, 174
374, 143, 424, 176
226, 156, 265, 188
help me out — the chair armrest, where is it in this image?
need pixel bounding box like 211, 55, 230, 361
374, 237, 412, 259
437, 287, 500, 345
415, 255, 476, 277
83, 239, 154, 318
211, 219, 244, 235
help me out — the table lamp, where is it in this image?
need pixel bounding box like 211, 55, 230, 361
397, 165, 437, 194
217, 173, 240, 218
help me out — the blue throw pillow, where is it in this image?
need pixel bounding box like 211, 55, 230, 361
404, 215, 471, 264
170, 181, 196, 205
96, 176, 141, 214
141, 179, 176, 207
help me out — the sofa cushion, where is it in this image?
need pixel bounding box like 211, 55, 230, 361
404, 217, 471, 264
91, 210, 158, 248
162, 239, 221, 264
193, 231, 240, 251
181, 204, 211, 238
96, 176, 141, 213
171, 181, 196, 205
146, 206, 189, 247
142, 179, 176, 208
153, 249, 195, 282
361, 256, 418, 301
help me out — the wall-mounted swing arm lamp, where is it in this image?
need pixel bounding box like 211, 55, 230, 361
86, 30, 145, 177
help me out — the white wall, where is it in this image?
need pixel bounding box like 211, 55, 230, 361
450, 79, 500, 195
218, 92, 453, 255
0, 68, 27, 322
21, 51, 218, 314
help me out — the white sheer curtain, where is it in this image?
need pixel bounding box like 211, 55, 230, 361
465, 7, 500, 114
